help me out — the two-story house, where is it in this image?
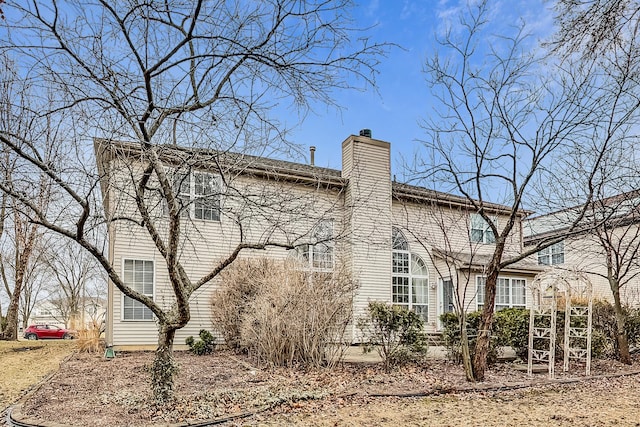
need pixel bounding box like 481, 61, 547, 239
524, 190, 640, 306
96, 132, 542, 348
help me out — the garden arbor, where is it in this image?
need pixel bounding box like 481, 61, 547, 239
528, 270, 593, 378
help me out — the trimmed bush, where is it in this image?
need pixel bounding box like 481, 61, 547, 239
493, 307, 529, 359
357, 302, 428, 371
186, 329, 216, 356
626, 307, 640, 347
441, 301, 636, 364
439, 310, 500, 365
591, 300, 640, 358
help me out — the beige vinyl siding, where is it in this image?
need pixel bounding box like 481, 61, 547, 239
390, 201, 471, 330
560, 237, 611, 300
391, 201, 532, 331
544, 232, 640, 305
102, 137, 539, 346
108, 159, 345, 346
341, 136, 393, 335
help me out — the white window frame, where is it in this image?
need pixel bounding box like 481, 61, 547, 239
437, 277, 456, 330
298, 220, 334, 271
538, 241, 564, 265
392, 227, 429, 322
470, 214, 496, 244
476, 275, 526, 311
165, 169, 221, 221
121, 259, 155, 321
193, 171, 221, 221
440, 277, 455, 313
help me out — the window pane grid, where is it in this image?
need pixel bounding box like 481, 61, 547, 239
312, 243, 333, 270
173, 172, 191, 218
476, 277, 486, 307
392, 252, 409, 274
166, 170, 221, 221
512, 279, 526, 306
392, 227, 409, 250
470, 229, 484, 243
470, 214, 496, 244
538, 241, 564, 265
123, 259, 154, 321
194, 172, 220, 221
392, 276, 410, 303
477, 276, 526, 310
297, 221, 334, 271
413, 305, 428, 322
412, 278, 428, 304
496, 278, 510, 305
392, 246, 428, 320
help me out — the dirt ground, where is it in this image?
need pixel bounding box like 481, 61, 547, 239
9, 348, 640, 427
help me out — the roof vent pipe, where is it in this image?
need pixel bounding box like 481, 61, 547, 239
359, 129, 372, 138
310, 146, 316, 166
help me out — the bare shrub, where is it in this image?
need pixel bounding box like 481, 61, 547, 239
211, 259, 264, 351
212, 258, 357, 368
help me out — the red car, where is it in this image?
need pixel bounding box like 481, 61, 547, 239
23, 324, 75, 340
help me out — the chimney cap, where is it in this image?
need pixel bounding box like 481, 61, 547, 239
309, 145, 316, 166
359, 129, 372, 138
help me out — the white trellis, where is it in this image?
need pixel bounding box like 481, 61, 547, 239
527, 269, 593, 378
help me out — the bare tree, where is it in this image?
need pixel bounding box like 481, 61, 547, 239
18, 239, 51, 330
551, 0, 640, 58
0, 55, 55, 340
43, 240, 100, 329
588, 191, 640, 364
0, 0, 386, 402
395, 192, 493, 381
548, 0, 640, 365
419, 1, 627, 380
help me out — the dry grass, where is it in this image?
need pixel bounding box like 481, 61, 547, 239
0, 339, 75, 411
76, 321, 104, 353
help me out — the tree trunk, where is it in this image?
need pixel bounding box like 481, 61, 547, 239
472, 266, 500, 381
152, 324, 178, 403
3, 291, 20, 340
459, 314, 475, 381
611, 284, 631, 364
2, 269, 24, 341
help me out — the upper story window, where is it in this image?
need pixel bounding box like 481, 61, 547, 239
538, 241, 564, 265
167, 170, 221, 221
392, 226, 409, 251
122, 259, 154, 321
470, 214, 496, 244
392, 227, 429, 322
298, 220, 334, 271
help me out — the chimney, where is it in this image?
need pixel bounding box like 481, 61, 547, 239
359, 129, 372, 138
309, 146, 316, 166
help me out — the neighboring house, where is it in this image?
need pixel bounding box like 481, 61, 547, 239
28, 297, 107, 329
524, 190, 640, 306
95, 133, 542, 348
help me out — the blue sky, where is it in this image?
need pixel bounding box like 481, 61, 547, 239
289, 0, 555, 178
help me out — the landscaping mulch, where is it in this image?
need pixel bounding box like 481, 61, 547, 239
14, 350, 640, 427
